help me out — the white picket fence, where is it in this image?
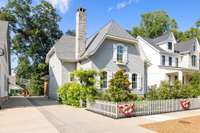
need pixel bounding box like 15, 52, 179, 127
86, 98, 200, 118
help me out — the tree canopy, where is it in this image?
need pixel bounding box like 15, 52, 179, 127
131, 10, 200, 43
131, 11, 177, 38
0, 0, 63, 95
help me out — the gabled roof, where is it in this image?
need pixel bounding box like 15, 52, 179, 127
174, 38, 197, 53
139, 32, 199, 55
151, 32, 172, 44
142, 32, 172, 45
46, 20, 137, 62
82, 21, 136, 57
142, 37, 168, 53
140, 32, 174, 54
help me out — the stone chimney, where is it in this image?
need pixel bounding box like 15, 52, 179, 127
76, 7, 86, 59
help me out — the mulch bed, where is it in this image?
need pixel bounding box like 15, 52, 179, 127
141, 115, 200, 133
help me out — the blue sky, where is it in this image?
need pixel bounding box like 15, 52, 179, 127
1, 0, 200, 69
54, 0, 200, 35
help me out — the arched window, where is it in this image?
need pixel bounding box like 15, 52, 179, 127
100, 71, 107, 88
117, 45, 124, 63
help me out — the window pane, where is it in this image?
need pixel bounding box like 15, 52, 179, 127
100, 71, 107, 88
169, 57, 172, 66
176, 58, 178, 67
168, 42, 172, 50
132, 73, 137, 89
162, 55, 165, 66
192, 55, 196, 66
117, 46, 123, 63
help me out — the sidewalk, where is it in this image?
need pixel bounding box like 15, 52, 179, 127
0, 97, 59, 133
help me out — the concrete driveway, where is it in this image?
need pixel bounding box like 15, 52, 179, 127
0, 97, 59, 133
2, 97, 200, 133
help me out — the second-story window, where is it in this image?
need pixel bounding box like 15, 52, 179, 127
117, 45, 124, 63
176, 58, 179, 67
162, 55, 165, 66
168, 42, 172, 50
169, 56, 172, 66
192, 55, 196, 67
193, 44, 196, 51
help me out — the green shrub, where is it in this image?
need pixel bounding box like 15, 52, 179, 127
101, 88, 137, 102
109, 69, 130, 91
146, 85, 159, 100
73, 69, 97, 86
146, 76, 200, 100
101, 69, 138, 102
58, 82, 98, 107
58, 82, 82, 106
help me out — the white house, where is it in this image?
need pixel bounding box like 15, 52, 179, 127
137, 32, 200, 88
46, 8, 146, 99
0, 20, 10, 107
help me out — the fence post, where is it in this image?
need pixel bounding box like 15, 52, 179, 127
116, 102, 118, 119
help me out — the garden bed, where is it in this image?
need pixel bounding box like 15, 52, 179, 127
86, 98, 200, 118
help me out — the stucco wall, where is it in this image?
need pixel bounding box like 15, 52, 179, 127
0, 22, 9, 102
87, 39, 145, 95
61, 62, 76, 84
48, 53, 62, 99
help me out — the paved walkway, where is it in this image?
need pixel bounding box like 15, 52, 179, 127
0, 97, 59, 133
1, 97, 200, 133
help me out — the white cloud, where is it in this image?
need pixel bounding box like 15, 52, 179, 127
46, 0, 71, 14
108, 0, 139, 12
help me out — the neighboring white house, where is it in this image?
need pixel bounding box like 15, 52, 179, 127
137, 32, 200, 88
0, 20, 10, 107
46, 8, 146, 99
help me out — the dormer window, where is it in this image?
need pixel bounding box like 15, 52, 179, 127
117, 45, 124, 63
168, 42, 172, 50
193, 44, 196, 51
113, 44, 128, 64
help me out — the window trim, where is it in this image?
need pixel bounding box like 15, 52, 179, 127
132, 73, 138, 89
162, 55, 165, 66
169, 56, 172, 66
168, 42, 172, 50
193, 44, 196, 51
192, 55, 197, 67
100, 71, 107, 89
117, 45, 124, 63
176, 57, 179, 67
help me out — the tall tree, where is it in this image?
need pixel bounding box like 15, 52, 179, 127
131, 11, 177, 38
0, 0, 63, 95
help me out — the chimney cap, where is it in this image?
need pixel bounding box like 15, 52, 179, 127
77, 7, 86, 12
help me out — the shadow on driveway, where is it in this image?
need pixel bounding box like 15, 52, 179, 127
2, 96, 59, 110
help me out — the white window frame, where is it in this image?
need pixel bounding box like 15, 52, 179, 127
132, 73, 138, 89
168, 42, 172, 50
113, 44, 128, 65
192, 55, 197, 67
100, 71, 108, 89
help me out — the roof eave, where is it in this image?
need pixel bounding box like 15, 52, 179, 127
45, 47, 55, 63
106, 34, 138, 44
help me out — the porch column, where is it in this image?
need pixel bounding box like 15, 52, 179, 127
178, 71, 183, 84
